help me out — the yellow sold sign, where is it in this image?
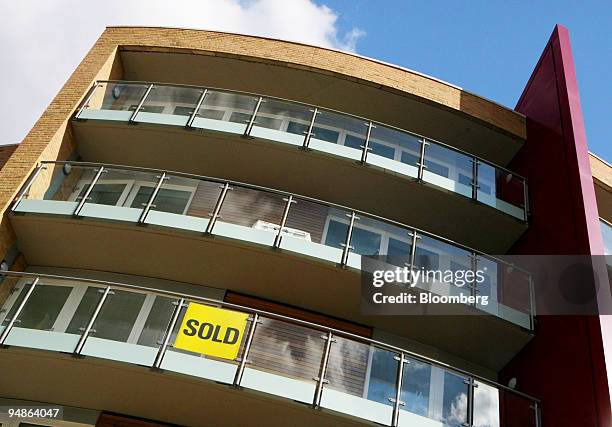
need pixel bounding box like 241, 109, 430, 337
174, 303, 249, 360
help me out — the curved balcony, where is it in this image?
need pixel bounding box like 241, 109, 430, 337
0, 271, 540, 427
71, 81, 529, 253
11, 160, 533, 331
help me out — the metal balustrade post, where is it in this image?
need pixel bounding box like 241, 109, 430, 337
204, 182, 232, 235
417, 139, 428, 181
533, 401, 541, 427
470, 252, 479, 305
233, 313, 259, 386
463, 377, 477, 427
152, 297, 186, 369
73, 166, 106, 217
0, 277, 39, 346
243, 97, 264, 137
407, 231, 419, 281
11, 164, 46, 212
390, 352, 408, 427
273, 196, 295, 248
340, 212, 359, 267
75, 82, 100, 120
138, 172, 168, 224
73, 286, 112, 356
523, 179, 530, 222
313, 331, 334, 408
471, 158, 479, 200
303, 108, 319, 149
129, 84, 154, 123
360, 121, 375, 164
528, 274, 536, 331
186, 89, 208, 128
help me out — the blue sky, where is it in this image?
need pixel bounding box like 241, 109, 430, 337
325, 0, 612, 162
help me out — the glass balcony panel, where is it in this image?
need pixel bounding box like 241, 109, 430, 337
423, 144, 474, 198
65, 286, 104, 334
399, 368, 469, 427
486, 256, 531, 329
490, 387, 537, 427
321, 338, 397, 425
144, 177, 222, 232
75, 168, 162, 222
473, 380, 501, 427
13, 165, 98, 215
367, 125, 422, 179
240, 317, 324, 403
191, 90, 258, 134
135, 85, 203, 126
477, 163, 526, 220
0, 275, 21, 335
398, 356, 432, 421
308, 110, 367, 161
1, 280, 83, 352
279, 199, 352, 264
250, 98, 314, 146
343, 215, 414, 271
78, 82, 150, 121
215, 186, 287, 246
80, 289, 161, 365
136, 296, 177, 347
414, 235, 474, 299
160, 301, 241, 384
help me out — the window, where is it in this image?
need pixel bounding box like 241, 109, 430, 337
76, 183, 128, 206
172, 105, 195, 116
230, 112, 283, 130
287, 121, 340, 143
324, 220, 382, 256
129, 186, 193, 215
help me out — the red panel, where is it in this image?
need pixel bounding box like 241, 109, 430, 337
501, 25, 611, 427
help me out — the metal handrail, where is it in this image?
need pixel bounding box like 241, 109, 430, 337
36, 160, 531, 276
83, 79, 527, 181
0, 270, 540, 404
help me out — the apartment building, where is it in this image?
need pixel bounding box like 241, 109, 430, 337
0, 24, 609, 427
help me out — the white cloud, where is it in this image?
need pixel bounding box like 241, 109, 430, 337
0, 0, 364, 144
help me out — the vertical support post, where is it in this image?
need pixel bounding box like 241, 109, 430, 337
528, 273, 536, 331
73, 286, 112, 355
273, 195, 295, 248
523, 179, 530, 222
360, 121, 375, 164
129, 84, 154, 123
73, 166, 105, 217
417, 139, 428, 181
152, 297, 186, 369
390, 352, 407, 427
533, 401, 541, 427
340, 212, 359, 267
470, 252, 479, 304
75, 82, 100, 120
472, 158, 479, 200
186, 89, 208, 128
11, 164, 46, 212
244, 96, 264, 137
204, 182, 231, 235
302, 108, 319, 149
313, 331, 334, 408
138, 172, 168, 224
464, 377, 477, 427
0, 277, 39, 345
233, 313, 259, 386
